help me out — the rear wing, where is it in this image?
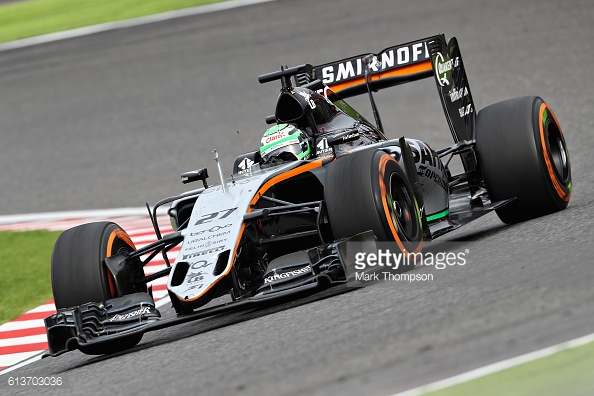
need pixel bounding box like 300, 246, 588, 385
313, 37, 433, 97
310, 35, 476, 166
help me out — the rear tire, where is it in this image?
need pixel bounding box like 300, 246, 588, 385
475, 96, 571, 224
51, 221, 146, 353
325, 149, 423, 253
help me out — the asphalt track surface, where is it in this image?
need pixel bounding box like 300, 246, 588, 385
1, 0, 593, 395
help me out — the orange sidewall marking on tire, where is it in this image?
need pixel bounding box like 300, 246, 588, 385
107, 229, 136, 253
539, 103, 570, 202
378, 155, 422, 255
106, 228, 136, 298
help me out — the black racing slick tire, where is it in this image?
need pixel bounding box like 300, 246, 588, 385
475, 96, 571, 224
51, 222, 146, 353
325, 149, 423, 253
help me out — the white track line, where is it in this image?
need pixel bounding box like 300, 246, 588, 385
391, 332, 594, 396
0, 352, 45, 374
0, 0, 277, 52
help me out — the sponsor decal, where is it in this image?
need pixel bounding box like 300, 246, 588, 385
190, 230, 231, 243
339, 132, 359, 141
320, 41, 430, 84
187, 235, 229, 245
408, 141, 446, 173
296, 90, 316, 109
189, 223, 232, 237
417, 165, 448, 192
406, 140, 447, 191
210, 238, 227, 246
448, 86, 468, 102
237, 157, 255, 175
264, 265, 312, 284
316, 138, 332, 156
260, 136, 301, 157
434, 52, 457, 87
195, 208, 238, 226
365, 55, 381, 70
264, 130, 289, 144
186, 238, 227, 250
186, 240, 214, 250
109, 306, 152, 322
186, 272, 204, 285
183, 245, 225, 260
191, 260, 211, 269
458, 103, 473, 118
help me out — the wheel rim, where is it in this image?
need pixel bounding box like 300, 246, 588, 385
545, 119, 570, 182
387, 173, 417, 241
105, 227, 138, 298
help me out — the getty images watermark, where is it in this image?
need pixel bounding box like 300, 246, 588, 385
346, 242, 470, 284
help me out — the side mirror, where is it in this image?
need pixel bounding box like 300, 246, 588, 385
327, 128, 360, 159
181, 168, 208, 188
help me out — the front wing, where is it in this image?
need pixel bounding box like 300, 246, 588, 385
43, 231, 376, 357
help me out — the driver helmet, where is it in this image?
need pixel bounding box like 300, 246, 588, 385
259, 123, 311, 163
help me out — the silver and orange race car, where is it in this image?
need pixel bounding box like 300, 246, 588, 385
44, 34, 571, 357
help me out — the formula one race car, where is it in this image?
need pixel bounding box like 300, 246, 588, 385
44, 34, 571, 357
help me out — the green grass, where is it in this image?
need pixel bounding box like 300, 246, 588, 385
0, 230, 61, 325
0, 0, 226, 44
424, 340, 594, 396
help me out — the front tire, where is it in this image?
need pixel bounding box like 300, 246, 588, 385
325, 149, 423, 254
51, 221, 146, 353
475, 96, 571, 224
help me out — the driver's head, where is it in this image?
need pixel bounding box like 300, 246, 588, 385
260, 123, 311, 163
